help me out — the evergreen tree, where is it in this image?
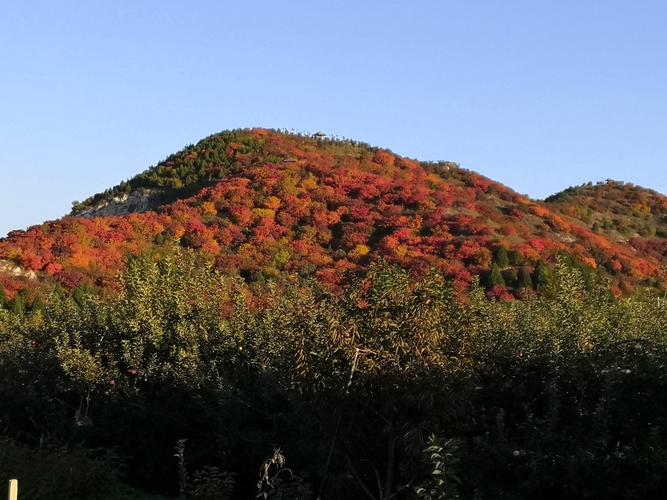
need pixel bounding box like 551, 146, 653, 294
72, 285, 91, 307
494, 246, 510, 268
11, 291, 26, 316
503, 268, 519, 286
488, 263, 505, 287
0, 285, 7, 308
533, 261, 551, 291
30, 296, 45, 315
509, 249, 524, 266
519, 267, 533, 289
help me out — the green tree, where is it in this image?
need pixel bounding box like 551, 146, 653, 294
508, 249, 524, 266
11, 291, 26, 316
518, 267, 533, 289
494, 246, 510, 268
533, 261, 551, 292
488, 264, 506, 287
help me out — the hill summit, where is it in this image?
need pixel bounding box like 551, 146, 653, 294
1, 129, 665, 297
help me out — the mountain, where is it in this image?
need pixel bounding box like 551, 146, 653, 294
1, 129, 665, 299
2, 129, 667, 498
545, 180, 667, 265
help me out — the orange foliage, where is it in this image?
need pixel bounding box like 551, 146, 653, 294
0, 130, 663, 293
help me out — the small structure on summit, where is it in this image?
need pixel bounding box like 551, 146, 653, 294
313, 131, 327, 139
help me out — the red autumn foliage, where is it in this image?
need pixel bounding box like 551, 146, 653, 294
0, 130, 664, 294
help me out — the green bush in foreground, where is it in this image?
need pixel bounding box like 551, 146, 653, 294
0, 251, 666, 498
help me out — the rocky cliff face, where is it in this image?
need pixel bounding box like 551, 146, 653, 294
0, 259, 37, 280
77, 189, 161, 218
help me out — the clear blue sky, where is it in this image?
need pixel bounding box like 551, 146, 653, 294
1, 1, 666, 236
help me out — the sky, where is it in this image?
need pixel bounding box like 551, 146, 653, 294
1, 1, 666, 237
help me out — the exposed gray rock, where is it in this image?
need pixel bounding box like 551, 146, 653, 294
78, 188, 161, 218
0, 259, 37, 280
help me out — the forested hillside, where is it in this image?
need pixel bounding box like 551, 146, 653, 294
546, 180, 667, 238
546, 180, 667, 268
1, 129, 665, 308
1, 129, 667, 498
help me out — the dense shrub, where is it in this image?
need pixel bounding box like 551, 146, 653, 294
0, 251, 666, 498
